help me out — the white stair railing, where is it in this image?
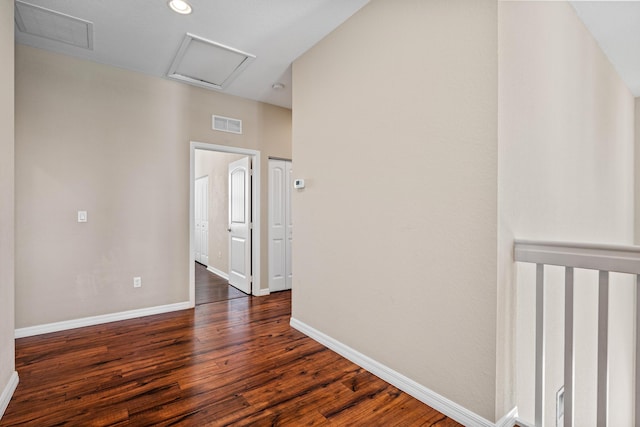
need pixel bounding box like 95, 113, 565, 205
514, 240, 640, 427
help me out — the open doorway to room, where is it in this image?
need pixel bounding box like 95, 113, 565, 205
189, 142, 261, 306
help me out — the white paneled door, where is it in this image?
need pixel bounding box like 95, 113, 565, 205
228, 157, 252, 294
268, 159, 292, 292
194, 176, 209, 266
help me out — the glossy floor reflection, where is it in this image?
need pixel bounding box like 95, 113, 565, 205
2, 292, 462, 426
195, 262, 248, 305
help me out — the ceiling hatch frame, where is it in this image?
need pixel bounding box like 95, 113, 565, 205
14, 0, 94, 50
167, 33, 256, 91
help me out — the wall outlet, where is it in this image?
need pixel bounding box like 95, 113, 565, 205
133, 277, 142, 288
218, 251, 222, 259
556, 386, 565, 427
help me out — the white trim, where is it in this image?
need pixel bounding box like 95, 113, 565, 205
495, 407, 518, 427
206, 266, 229, 280
190, 142, 261, 300
514, 239, 640, 275
254, 287, 270, 297
167, 33, 255, 91
15, 302, 191, 338
290, 318, 517, 427
514, 417, 535, 427
0, 371, 19, 420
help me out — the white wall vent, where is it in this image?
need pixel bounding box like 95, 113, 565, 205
15, 1, 94, 50
212, 115, 243, 134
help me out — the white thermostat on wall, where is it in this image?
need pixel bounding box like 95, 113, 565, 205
293, 179, 305, 189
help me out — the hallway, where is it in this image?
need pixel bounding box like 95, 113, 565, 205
1, 291, 460, 426
195, 262, 247, 305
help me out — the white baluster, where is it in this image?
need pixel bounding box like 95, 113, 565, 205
536, 263, 545, 427
636, 274, 640, 427
565, 267, 574, 427
597, 270, 609, 427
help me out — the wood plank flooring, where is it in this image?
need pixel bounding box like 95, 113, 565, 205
195, 263, 247, 305
1, 291, 462, 426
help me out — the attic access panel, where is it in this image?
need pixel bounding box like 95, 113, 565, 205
15, 0, 93, 50
168, 33, 256, 90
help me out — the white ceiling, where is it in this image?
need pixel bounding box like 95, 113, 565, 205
14, 0, 370, 109
15, 1, 640, 106
571, 1, 640, 97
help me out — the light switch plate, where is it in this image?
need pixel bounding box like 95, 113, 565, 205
77, 211, 87, 222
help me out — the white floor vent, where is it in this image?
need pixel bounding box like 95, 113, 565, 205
212, 115, 242, 134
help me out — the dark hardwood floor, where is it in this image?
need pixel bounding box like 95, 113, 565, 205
195, 262, 247, 305
1, 291, 462, 426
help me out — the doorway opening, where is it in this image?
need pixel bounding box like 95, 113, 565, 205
189, 142, 261, 307
194, 262, 246, 305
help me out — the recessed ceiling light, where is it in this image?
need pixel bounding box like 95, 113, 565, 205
272, 83, 285, 90
168, 0, 192, 15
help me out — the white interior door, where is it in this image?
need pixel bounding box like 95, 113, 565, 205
269, 159, 292, 292
228, 157, 252, 294
195, 176, 209, 265
285, 161, 292, 289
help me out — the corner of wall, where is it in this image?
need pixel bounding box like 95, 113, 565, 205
292, 0, 499, 421
0, 0, 16, 420
0, 372, 19, 419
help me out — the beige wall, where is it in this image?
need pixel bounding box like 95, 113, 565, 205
0, 0, 16, 414
194, 150, 244, 274
292, 0, 499, 421
499, 2, 635, 425
15, 45, 291, 328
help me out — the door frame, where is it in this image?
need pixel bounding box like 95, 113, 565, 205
189, 141, 262, 306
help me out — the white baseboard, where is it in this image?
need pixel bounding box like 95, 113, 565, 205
206, 266, 229, 280
290, 317, 518, 427
15, 301, 192, 338
204, 266, 269, 297
254, 287, 270, 296
496, 407, 519, 427
513, 417, 535, 427
0, 371, 18, 420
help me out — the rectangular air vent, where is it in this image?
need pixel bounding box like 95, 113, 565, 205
212, 115, 243, 134
15, 1, 93, 50
168, 33, 255, 91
